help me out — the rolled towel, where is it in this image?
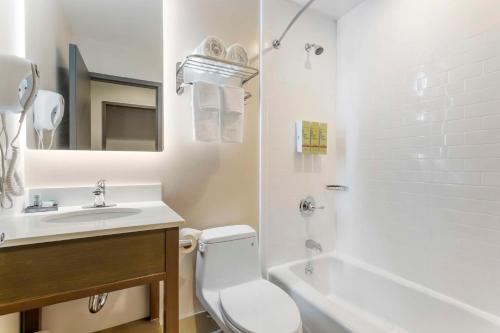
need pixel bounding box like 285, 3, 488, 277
194, 36, 227, 59
227, 44, 249, 66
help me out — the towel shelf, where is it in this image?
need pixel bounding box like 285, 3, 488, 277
176, 54, 259, 100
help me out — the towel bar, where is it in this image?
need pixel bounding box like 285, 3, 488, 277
176, 54, 259, 100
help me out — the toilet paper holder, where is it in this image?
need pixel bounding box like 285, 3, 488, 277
179, 239, 193, 249
179, 228, 202, 254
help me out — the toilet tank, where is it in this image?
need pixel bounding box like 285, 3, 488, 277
196, 225, 261, 291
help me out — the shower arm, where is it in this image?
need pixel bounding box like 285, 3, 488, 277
272, 0, 317, 49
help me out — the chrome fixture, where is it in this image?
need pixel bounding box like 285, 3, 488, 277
326, 185, 349, 191
305, 239, 322, 275
89, 293, 108, 313
84, 179, 116, 209
24, 193, 58, 213
176, 55, 258, 100
273, 0, 318, 49
179, 239, 193, 249
305, 43, 324, 55
305, 262, 314, 275
0, 232, 5, 246
305, 239, 323, 253
24, 204, 58, 213
93, 179, 106, 207
299, 196, 324, 216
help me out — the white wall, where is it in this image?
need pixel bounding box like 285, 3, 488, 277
0, 0, 259, 331
261, 0, 337, 269
25, 0, 70, 92
0, 0, 25, 330
25, 0, 71, 150
72, 35, 163, 83
338, 0, 500, 317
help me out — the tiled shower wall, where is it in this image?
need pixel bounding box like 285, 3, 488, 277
337, 0, 500, 316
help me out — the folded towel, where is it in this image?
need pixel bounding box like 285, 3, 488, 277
197, 81, 220, 109
221, 85, 245, 143
227, 44, 249, 66
194, 36, 227, 59
193, 81, 221, 142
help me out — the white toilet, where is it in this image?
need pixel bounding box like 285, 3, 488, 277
196, 225, 302, 333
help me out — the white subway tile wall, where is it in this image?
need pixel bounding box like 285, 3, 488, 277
338, 0, 500, 316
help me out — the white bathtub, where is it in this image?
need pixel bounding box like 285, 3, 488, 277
269, 253, 500, 333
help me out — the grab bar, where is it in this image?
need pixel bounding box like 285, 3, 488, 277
326, 185, 348, 191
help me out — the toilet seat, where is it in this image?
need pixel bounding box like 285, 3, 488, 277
219, 279, 301, 333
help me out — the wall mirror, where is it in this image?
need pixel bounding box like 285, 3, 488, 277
25, 0, 163, 151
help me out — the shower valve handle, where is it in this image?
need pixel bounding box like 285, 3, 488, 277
300, 196, 324, 216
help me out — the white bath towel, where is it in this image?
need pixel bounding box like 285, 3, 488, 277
193, 81, 221, 142
221, 85, 245, 143
194, 36, 227, 59
227, 44, 249, 66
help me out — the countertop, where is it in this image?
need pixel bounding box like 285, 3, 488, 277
0, 201, 184, 248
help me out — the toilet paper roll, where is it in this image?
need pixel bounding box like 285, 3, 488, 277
179, 228, 202, 254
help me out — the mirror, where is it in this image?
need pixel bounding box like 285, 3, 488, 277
25, 0, 163, 151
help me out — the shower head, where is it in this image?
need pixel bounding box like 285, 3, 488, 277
305, 43, 324, 55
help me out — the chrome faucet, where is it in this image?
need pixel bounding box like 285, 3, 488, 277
305, 239, 322, 275
83, 179, 115, 209
93, 179, 107, 207
299, 196, 325, 216
305, 239, 323, 253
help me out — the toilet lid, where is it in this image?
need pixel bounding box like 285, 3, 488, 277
219, 280, 301, 333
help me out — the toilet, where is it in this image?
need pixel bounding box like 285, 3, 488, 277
196, 225, 302, 333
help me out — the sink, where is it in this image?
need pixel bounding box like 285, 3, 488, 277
42, 208, 142, 223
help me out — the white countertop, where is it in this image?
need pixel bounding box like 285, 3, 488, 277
0, 201, 184, 248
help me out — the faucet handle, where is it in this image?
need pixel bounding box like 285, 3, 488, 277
96, 179, 106, 187
299, 196, 324, 216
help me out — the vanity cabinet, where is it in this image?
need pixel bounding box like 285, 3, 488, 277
0, 227, 179, 333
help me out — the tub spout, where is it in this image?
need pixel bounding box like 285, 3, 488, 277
305, 239, 322, 253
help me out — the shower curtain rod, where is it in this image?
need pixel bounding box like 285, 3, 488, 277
272, 0, 317, 49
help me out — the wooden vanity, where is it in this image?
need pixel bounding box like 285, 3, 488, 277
0, 227, 179, 333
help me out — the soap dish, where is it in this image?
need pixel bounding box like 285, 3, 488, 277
24, 205, 59, 213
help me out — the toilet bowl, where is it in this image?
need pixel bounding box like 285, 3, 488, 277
195, 225, 302, 333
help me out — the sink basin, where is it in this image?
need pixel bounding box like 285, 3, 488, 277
43, 208, 142, 223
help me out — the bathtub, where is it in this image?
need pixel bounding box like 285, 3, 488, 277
269, 253, 500, 333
